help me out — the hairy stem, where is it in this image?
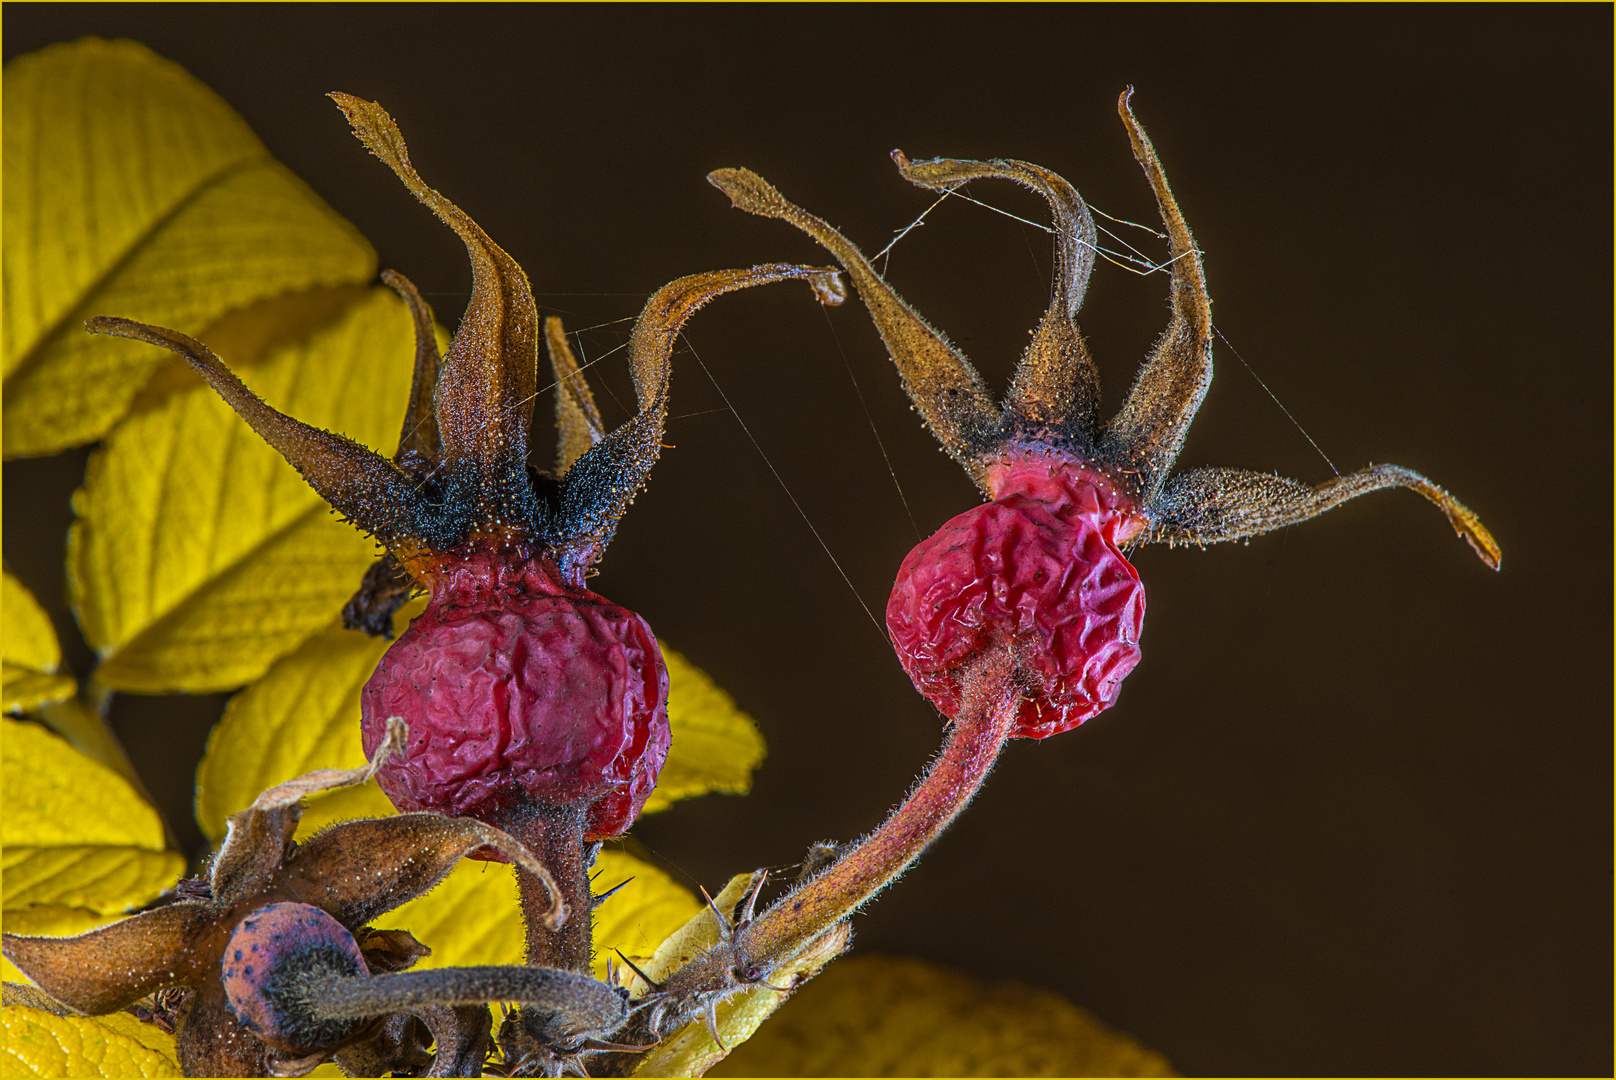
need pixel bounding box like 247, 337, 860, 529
731, 648, 1019, 973
509, 802, 594, 973
302, 966, 624, 1031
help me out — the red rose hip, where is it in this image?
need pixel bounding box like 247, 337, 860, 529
88, 90, 846, 1003
360, 553, 670, 842
887, 455, 1146, 737
716, 101, 1495, 742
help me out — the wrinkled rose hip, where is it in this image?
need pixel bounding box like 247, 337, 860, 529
360, 554, 669, 840
887, 456, 1146, 737
716, 96, 1496, 743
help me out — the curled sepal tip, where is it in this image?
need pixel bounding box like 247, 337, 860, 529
891, 148, 1103, 445
557, 263, 844, 568
708, 167, 1003, 471
84, 317, 428, 545
1149, 462, 1501, 569
285, 812, 568, 932
329, 92, 539, 497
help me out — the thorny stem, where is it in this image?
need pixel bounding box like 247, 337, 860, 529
510, 803, 595, 974
676, 647, 1020, 990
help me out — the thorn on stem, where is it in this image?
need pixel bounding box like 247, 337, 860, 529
612, 949, 663, 992
698, 885, 733, 943
703, 1002, 727, 1050
738, 871, 770, 927
592, 878, 633, 909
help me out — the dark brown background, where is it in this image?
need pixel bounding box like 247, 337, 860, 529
4, 5, 1609, 1075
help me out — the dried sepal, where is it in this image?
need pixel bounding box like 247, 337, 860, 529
1097, 87, 1215, 501
82, 316, 430, 545
547, 316, 605, 476
340, 552, 418, 639
555, 263, 844, 571
1150, 463, 1501, 568
178, 982, 274, 1077
382, 268, 444, 461
285, 812, 566, 932
332, 1011, 433, 1078
708, 167, 1002, 471
3, 902, 218, 1016
411, 1005, 492, 1078
329, 93, 539, 500
893, 151, 1102, 445
1, 981, 79, 1015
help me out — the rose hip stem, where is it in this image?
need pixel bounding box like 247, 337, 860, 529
668, 646, 1020, 994
302, 965, 623, 1028
511, 803, 594, 973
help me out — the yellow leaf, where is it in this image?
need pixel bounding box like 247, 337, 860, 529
0, 907, 122, 938
383, 859, 522, 968
80, 1012, 180, 1069
2, 574, 141, 781
641, 645, 766, 815
589, 851, 704, 981
1, 718, 181, 936
2, 38, 375, 458
193, 599, 422, 844
30, 699, 142, 794
1, 571, 74, 715
2, 719, 166, 852
378, 850, 699, 983
0, 1006, 180, 1078
0, 848, 183, 915
0, 673, 74, 722
708, 954, 1176, 1078
68, 286, 415, 693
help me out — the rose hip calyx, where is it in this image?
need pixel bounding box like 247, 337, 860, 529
88, 96, 844, 841
712, 90, 1498, 731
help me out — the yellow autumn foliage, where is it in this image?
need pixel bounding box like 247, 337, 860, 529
0, 1006, 181, 1078
710, 954, 1176, 1077
2, 38, 375, 458
642, 646, 766, 814
1, 719, 183, 985
1, 571, 75, 715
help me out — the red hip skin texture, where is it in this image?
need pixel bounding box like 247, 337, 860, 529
360, 551, 670, 847
886, 455, 1147, 738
